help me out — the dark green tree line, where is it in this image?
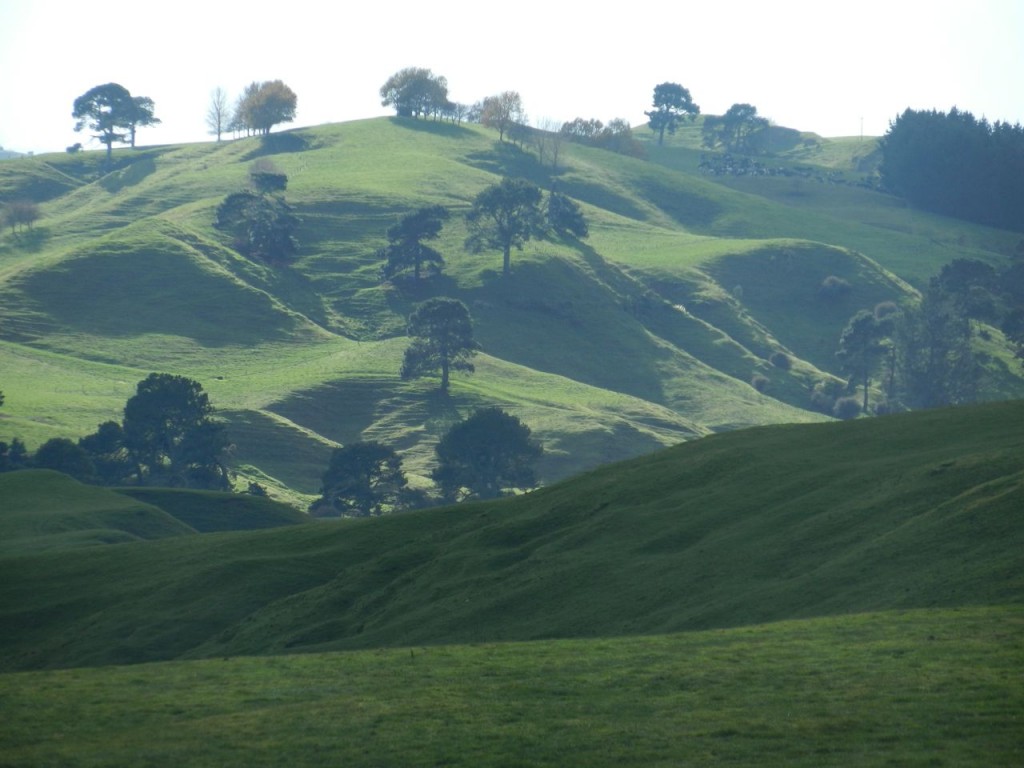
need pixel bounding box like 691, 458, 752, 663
880, 108, 1024, 231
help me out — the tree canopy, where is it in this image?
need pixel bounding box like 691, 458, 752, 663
401, 297, 479, 393
379, 68, 450, 118
645, 83, 699, 146
480, 91, 525, 141
432, 407, 542, 501
312, 441, 418, 517
121, 373, 231, 489
233, 80, 297, 136
880, 108, 1024, 232
464, 177, 545, 276
702, 103, 770, 154
72, 83, 158, 162
378, 205, 449, 281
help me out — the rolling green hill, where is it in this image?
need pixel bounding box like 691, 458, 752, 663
2, 399, 1020, 672
2, 117, 1021, 506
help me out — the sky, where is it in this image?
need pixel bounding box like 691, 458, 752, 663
1, 0, 1022, 155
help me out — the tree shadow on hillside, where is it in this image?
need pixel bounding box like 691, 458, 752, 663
463, 143, 555, 188
8, 226, 51, 252
242, 132, 312, 161
388, 117, 476, 139
99, 156, 156, 193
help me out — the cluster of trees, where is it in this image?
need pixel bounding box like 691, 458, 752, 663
880, 108, 1024, 232
377, 177, 587, 285
71, 83, 160, 162
832, 258, 1024, 417
559, 117, 645, 157
214, 161, 298, 264
207, 81, 297, 141
0, 374, 231, 489
702, 103, 771, 154
311, 406, 542, 516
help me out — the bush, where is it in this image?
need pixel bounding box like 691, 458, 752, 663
819, 275, 852, 300
769, 351, 792, 370
751, 373, 770, 393
833, 396, 862, 420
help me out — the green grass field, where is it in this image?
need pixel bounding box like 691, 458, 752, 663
2, 117, 1020, 503
1, 607, 1020, 767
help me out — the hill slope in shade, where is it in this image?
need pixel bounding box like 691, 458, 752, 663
1, 400, 1020, 671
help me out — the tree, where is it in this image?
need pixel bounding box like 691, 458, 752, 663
379, 67, 449, 118
215, 191, 298, 264
207, 87, 230, 141
3, 200, 40, 234
234, 80, 297, 135
546, 191, 588, 239
125, 96, 160, 148
33, 438, 95, 482
72, 82, 134, 163
703, 103, 770, 154
836, 310, 887, 414
401, 298, 479, 394
432, 407, 542, 501
480, 91, 525, 141
893, 285, 977, 409
312, 441, 418, 517
79, 420, 133, 485
0, 438, 29, 473
122, 373, 230, 489
378, 205, 449, 281
645, 82, 699, 146
464, 177, 545, 276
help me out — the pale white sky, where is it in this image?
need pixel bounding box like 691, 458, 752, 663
1, 0, 1021, 155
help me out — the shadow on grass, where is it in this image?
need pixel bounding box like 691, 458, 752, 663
8, 226, 51, 252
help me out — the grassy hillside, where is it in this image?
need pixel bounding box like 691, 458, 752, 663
2, 606, 1019, 767
1, 118, 1021, 505
2, 400, 1020, 671
0, 470, 308, 553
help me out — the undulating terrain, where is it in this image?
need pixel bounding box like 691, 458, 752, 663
1, 119, 1022, 766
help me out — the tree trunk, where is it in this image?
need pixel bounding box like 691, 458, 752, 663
502, 243, 511, 276
440, 357, 450, 393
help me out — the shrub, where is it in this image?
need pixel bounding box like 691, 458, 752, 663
751, 373, 770, 393
819, 275, 852, 300
833, 395, 862, 420
769, 351, 792, 370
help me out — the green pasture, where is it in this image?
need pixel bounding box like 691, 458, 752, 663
1, 117, 1022, 503
1, 607, 1020, 767
2, 400, 1020, 672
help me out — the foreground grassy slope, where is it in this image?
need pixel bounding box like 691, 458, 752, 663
2, 400, 1020, 671
2, 606, 1020, 767
1, 119, 1021, 504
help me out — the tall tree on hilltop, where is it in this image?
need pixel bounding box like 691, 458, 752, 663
645, 82, 699, 146
234, 80, 297, 135
207, 86, 230, 141
702, 103, 770, 154
401, 297, 479, 394
464, 177, 545, 276
379, 68, 450, 119
125, 95, 160, 148
480, 91, 526, 141
72, 82, 135, 163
